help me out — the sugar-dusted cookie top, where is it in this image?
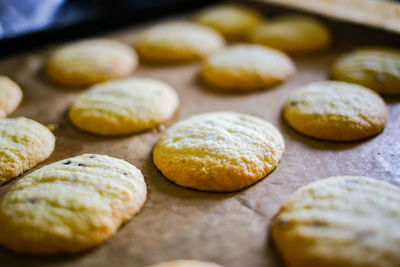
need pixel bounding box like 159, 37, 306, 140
201, 44, 295, 91
0, 117, 55, 185
194, 4, 262, 40
248, 16, 331, 54
137, 22, 225, 63
283, 81, 387, 141
69, 77, 179, 135
0, 153, 147, 254
0, 76, 22, 118
47, 39, 138, 87
272, 176, 400, 267
331, 47, 400, 95
153, 111, 285, 192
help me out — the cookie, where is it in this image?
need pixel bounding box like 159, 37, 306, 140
194, 4, 262, 40
69, 77, 179, 135
0, 76, 23, 118
153, 111, 285, 192
0, 153, 147, 254
283, 81, 387, 141
201, 44, 295, 91
47, 39, 138, 87
137, 22, 225, 63
247, 16, 331, 54
0, 117, 55, 185
331, 47, 400, 95
147, 260, 223, 267
272, 176, 400, 267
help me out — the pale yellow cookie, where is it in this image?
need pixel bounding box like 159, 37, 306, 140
0, 117, 55, 185
248, 16, 331, 54
137, 22, 225, 63
147, 260, 223, 267
194, 4, 262, 40
153, 111, 285, 192
283, 81, 387, 141
201, 44, 295, 91
47, 39, 138, 87
272, 176, 400, 267
0, 76, 22, 118
331, 47, 400, 95
0, 153, 147, 254
69, 77, 179, 136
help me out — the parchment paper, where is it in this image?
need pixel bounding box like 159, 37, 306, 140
0, 5, 399, 267
255, 0, 400, 34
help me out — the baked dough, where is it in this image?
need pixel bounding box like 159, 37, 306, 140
153, 111, 285, 192
272, 176, 400, 267
0, 154, 147, 253
69, 77, 179, 135
283, 81, 387, 141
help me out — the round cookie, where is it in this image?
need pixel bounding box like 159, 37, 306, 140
137, 22, 225, 63
0, 76, 23, 118
47, 39, 137, 87
0, 117, 55, 185
283, 81, 387, 141
331, 47, 400, 95
201, 44, 295, 91
153, 111, 285, 192
69, 77, 179, 136
0, 153, 147, 254
194, 5, 262, 40
272, 176, 400, 267
147, 260, 223, 267
248, 16, 331, 54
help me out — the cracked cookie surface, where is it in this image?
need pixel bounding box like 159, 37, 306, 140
0, 76, 22, 118
194, 4, 262, 40
0, 117, 55, 185
331, 47, 400, 95
47, 39, 137, 87
283, 81, 387, 141
69, 77, 179, 136
201, 44, 295, 91
0, 153, 147, 254
247, 16, 331, 54
272, 176, 400, 267
153, 111, 285, 192
137, 22, 225, 63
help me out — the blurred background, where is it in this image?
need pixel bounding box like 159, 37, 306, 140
0, 0, 217, 55
1, 0, 399, 56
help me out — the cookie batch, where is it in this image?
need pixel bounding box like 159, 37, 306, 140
0, 3, 399, 267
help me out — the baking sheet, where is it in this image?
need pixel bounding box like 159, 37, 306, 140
0, 6, 399, 267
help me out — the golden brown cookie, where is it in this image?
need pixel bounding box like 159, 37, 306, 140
137, 22, 225, 63
194, 4, 262, 40
153, 111, 285, 192
0, 117, 55, 185
247, 16, 331, 54
69, 77, 179, 136
331, 47, 400, 95
0, 153, 147, 254
147, 260, 223, 267
201, 44, 295, 91
283, 81, 387, 141
0, 76, 22, 118
47, 39, 138, 87
272, 176, 400, 267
